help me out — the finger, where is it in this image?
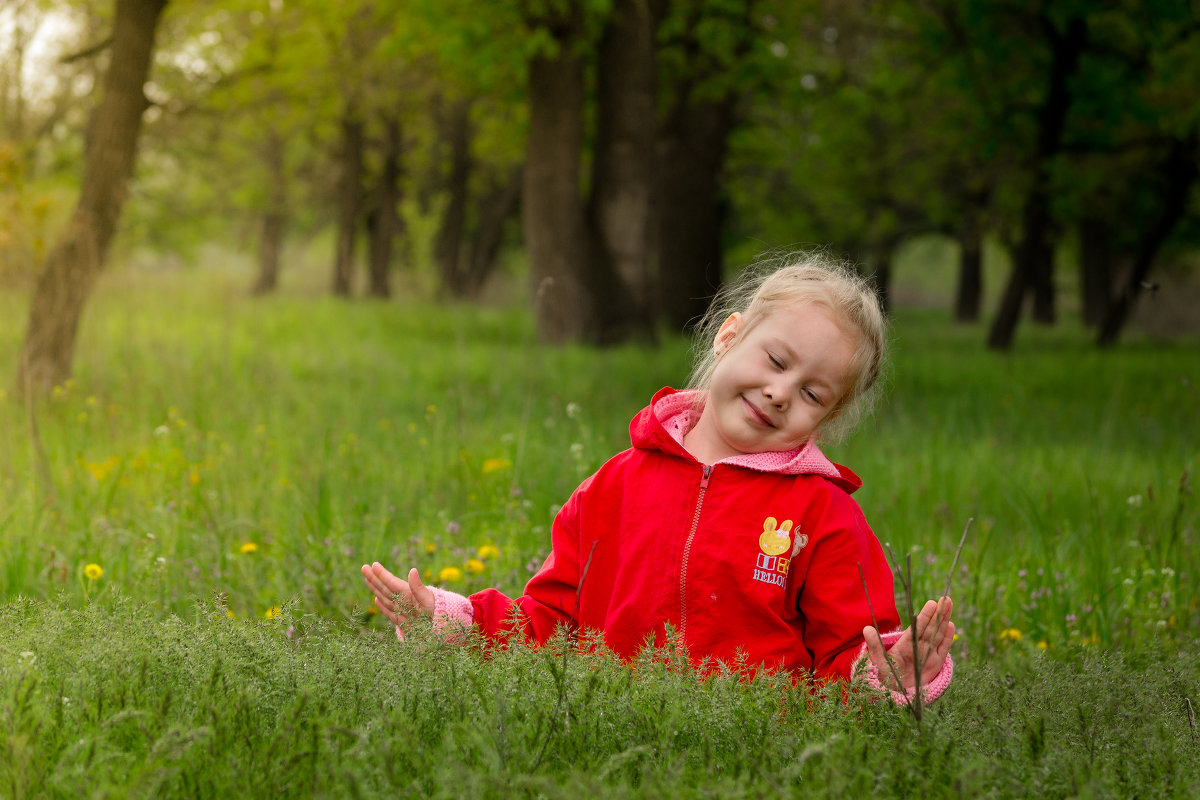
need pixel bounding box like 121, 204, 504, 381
926, 597, 954, 651
922, 621, 956, 683
863, 625, 888, 672
407, 568, 435, 616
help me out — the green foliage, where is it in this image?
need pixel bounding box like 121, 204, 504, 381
1, 594, 1198, 797
0, 266, 1198, 794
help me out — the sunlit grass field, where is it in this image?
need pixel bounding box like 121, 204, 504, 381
1, 266, 1198, 797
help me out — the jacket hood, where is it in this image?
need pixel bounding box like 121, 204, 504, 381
629, 387, 862, 493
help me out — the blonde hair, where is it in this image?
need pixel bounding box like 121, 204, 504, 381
686, 250, 888, 444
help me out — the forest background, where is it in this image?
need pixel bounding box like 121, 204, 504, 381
1, 0, 1199, 796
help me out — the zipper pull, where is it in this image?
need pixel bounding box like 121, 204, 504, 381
699, 464, 712, 489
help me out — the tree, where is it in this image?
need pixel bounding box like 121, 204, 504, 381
16, 0, 169, 394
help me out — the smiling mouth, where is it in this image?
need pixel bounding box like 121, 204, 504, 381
741, 395, 775, 428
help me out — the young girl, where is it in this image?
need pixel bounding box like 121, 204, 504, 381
363, 254, 954, 702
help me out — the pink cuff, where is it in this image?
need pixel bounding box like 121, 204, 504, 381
431, 586, 475, 641
391, 586, 475, 642
852, 630, 954, 705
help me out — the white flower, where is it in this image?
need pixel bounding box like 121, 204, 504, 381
154, 425, 170, 439
1126, 495, 1143, 507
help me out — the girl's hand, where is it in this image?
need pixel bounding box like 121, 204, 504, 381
361, 562, 435, 638
863, 596, 954, 691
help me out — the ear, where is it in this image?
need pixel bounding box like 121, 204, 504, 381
713, 313, 743, 353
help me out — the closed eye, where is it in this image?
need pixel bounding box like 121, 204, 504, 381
768, 352, 785, 370
803, 388, 823, 405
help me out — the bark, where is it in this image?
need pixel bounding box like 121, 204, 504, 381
524, 44, 593, 342
367, 114, 401, 299
15, 0, 168, 395
332, 113, 364, 297
252, 128, 286, 295
523, 14, 636, 344
435, 99, 472, 296
656, 96, 737, 331
588, 0, 657, 328
954, 224, 983, 322
1078, 216, 1111, 327
987, 14, 1086, 349
1097, 135, 1198, 347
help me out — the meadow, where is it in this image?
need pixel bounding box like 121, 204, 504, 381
1, 265, 1198, 797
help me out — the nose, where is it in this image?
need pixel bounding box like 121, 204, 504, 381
763, 384, 788, 410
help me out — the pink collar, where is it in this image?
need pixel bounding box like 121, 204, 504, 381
652, 390, 842, 478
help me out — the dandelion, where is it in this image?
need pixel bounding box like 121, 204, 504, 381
999, 628, 1022, 642
264, 606, 282, 619
425, 542, 437, 554
366, 602, 379, 615
1037, 640, 1049, 650
438, 566, 463, 582
478, 544, 500, 560
85, 457, 119, 482
465, 558, 485, 574
189, 471, 202, 486
482, 457, 512, 474
426, 404, 438, 415
226, 608, 236, 619
240, 542, 259, 554
84, 563, 104, 580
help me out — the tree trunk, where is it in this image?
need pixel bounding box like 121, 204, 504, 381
1078, 216, 1111, 327
1098, 134, 1198, 347
589, 0, 656, 329
436, 99, 472, 296
252, 127, 286, 295
954, 224, 983, 322
987, 14, 1085, 349
656, 95, 737, 331
15, 0, 168, 395
367, 114, 401, 299
332, 113, 364, 297
466, 164, 522, 297
524, 45, 594, 342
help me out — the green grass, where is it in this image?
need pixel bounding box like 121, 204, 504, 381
1, 267, 1198, 797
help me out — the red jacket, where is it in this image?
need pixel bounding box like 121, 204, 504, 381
467, 387, 901, 681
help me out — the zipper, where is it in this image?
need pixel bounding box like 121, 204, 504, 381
678, 464, 712, 644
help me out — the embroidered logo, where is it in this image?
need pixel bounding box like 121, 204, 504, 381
752, 516, 804, 588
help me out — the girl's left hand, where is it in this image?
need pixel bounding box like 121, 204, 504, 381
863, 596, 954, 691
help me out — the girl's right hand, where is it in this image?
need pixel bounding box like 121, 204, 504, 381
361, 562, 435, 638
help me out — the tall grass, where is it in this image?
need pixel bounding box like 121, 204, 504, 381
1, 268, 1198, 797
1, 270, 1194, 651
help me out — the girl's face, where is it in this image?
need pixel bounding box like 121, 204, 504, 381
684, 303, 857, 463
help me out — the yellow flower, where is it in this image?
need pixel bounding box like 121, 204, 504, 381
84, 563, 104, 580
438, 566, 463, 582
482, 457, 513, 474
366, 602, 379, 616
189, 471, 202, 486
85, 457, 119, 482
226, 608, 235, 619
425, 542, 437, 554
1037, 640, 1049, 650
465, 558, 485, 574
478, 545, 500, 560
264, 606, 282, 619
240, 542, 259, 554
426, 404, 438, 415
999, 628, 1022, 642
